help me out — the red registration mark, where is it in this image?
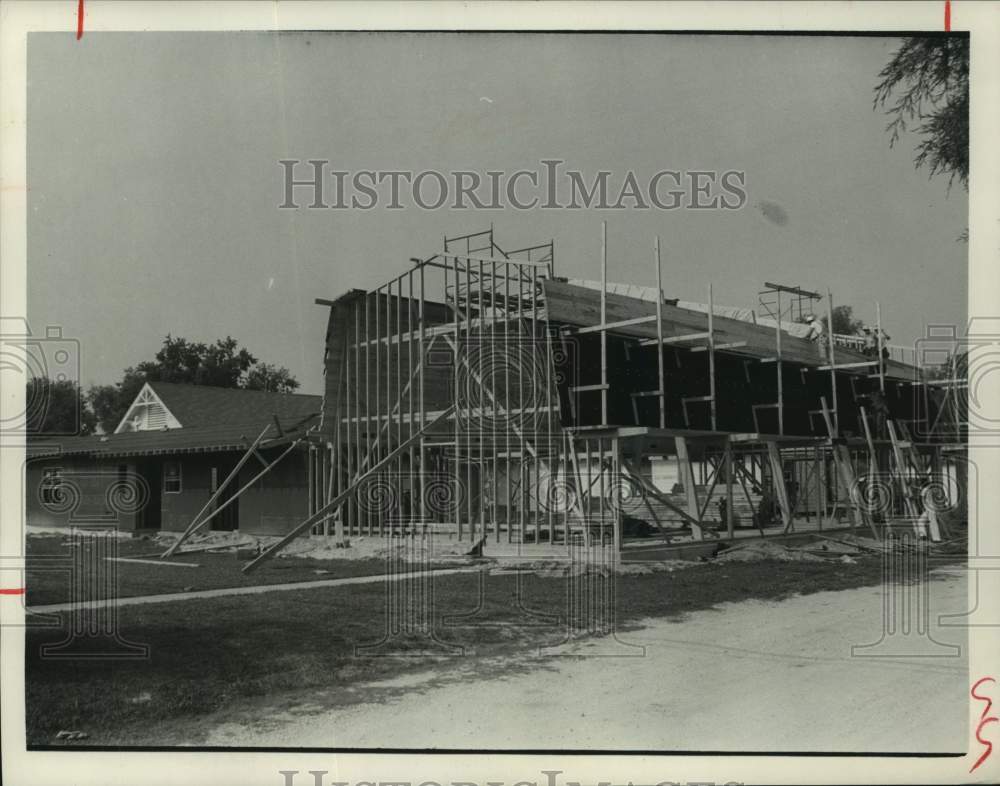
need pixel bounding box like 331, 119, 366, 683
971, 677, 997, 773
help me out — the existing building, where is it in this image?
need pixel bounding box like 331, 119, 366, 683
26, 382, 321, 535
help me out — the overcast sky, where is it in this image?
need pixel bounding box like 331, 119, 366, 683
27, 32, 967, 395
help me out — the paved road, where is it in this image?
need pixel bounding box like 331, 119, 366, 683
206, 568, 969, 753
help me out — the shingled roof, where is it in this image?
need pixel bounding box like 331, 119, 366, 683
26, 419, 317, 459
28, 383, 322, 459
146, 382, 321, 429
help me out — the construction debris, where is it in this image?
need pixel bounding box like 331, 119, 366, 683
714, 541, 832, 563
486, 558, 696, 577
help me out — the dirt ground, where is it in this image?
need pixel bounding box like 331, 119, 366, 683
202, 566, 969, 753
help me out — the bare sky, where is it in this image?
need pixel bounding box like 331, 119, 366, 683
27, 32, 967, 395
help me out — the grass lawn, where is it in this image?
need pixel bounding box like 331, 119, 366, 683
24, 551, 939, 747
25, 534, 461, 606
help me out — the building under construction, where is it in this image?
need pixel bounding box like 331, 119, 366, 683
65, 225, 937, 572
215, 226, 965, 570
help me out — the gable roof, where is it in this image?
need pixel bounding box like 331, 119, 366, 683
142, 382, 321, 430
27, 417, 318, 460
114, 382, 183, 433
30, 382, 322, 459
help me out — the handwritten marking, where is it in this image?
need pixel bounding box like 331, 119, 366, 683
945, 0, 951, 32
971, 676, 997, 773
77, 0, 84, 40
0, 588, 26, 595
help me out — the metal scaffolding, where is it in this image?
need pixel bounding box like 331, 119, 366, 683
243, 227, 967, 568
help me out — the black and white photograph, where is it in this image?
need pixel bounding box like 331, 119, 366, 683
1, 2, 998, 785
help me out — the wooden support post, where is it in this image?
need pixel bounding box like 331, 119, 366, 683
307, 444, 315, 532
620, 457, 706, 533
733, 459, 766, 537
163, 423, 272, 557
655, 236, 666, 429
859, 406, 878, 481
364, 293, 372, 536
244, 406, 455, 573
697, 458, 724, 521
725, 439, 735, 539
833, 443, 870, 534
815, 445, 824, 530
776, 289, 784, 435
887, 420, 921, 521
821, 397, 878, 538
708, 284, 717, 431
765, 441, 793, 532
876, 300, 886, 393
611, 437, 622, 561
419, 264, 426, 535
674, 436, 704, 540
827, 290, 838, 434
600, 221, 608, 426
178, 440, 301, 540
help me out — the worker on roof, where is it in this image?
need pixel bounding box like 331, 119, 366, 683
879, 328, 891, 361
804, 313, 824, 340
804, 314, 828, 359
862, 327, 878, 359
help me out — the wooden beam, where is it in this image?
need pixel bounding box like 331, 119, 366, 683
654, 236, 666, 429
620, 456, 705, 531
244, 406, 455, 573
765, 441, 793, 532
725, 439, 735, 538
776, 288, 784, 436
827, 290, 838, 434
691, 340, 747, 353
439, 252, 550, 268
813, 360, 880, 371
182, 440, 301, 537
708, 284, 717, 431
600, 222, 608, 426
163, 423, 272, 557
821, 398, 878, 538
674, 436, 704, 540
640, 331, 711, 347
569, 315, 658, 335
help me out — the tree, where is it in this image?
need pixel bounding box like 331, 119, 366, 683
822, 305, 865, 336
26, 377, 96, 436
133, 334, 256, 388
874, 36, 969, 189
87, 383, 125, 435
242, 362, 300, 393
88, 335, 300, 433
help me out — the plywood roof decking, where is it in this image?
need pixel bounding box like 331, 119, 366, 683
567, 278, 815, 340
542, 279, 916, 381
